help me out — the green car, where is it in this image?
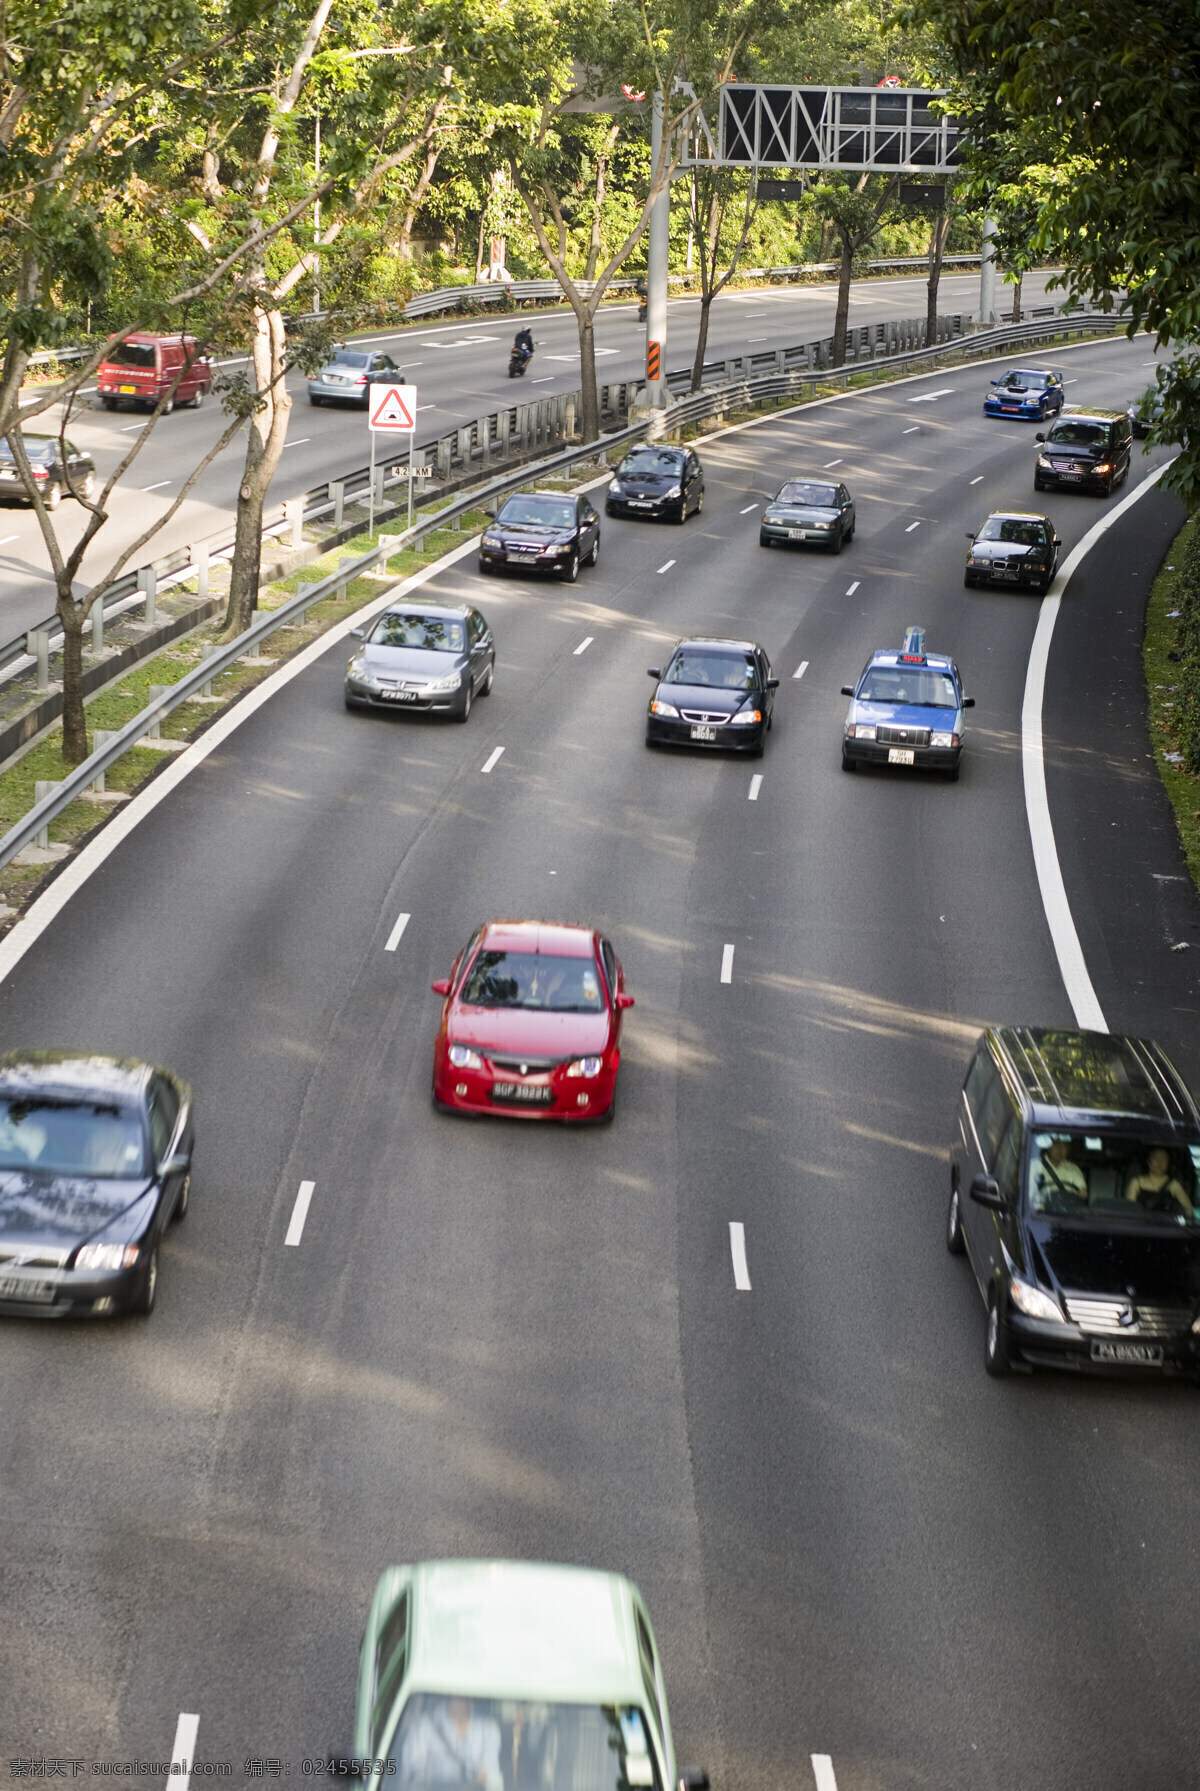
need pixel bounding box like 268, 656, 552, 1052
346, 1558, 705, 1791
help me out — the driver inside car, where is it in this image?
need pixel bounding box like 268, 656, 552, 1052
1031, 1137, 1089, 1211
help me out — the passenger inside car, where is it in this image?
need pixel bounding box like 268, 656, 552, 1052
976, 518, 1050, 546
1126, 1147, 1192, 1218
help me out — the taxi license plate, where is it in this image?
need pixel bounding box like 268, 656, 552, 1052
491, 1083, 553, 1105
690, 725, 717, 742
378, 689, 417, 703
1091, 1339, 1164, 1367
0, 1275, 55, 1302
888, 747, 915, 765
119, 384, 137, 394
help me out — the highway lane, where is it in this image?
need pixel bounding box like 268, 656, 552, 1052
0, 333, 1191, 1790
0, 267, 1064, 643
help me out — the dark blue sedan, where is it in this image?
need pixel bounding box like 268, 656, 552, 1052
984, 367, 1065, 421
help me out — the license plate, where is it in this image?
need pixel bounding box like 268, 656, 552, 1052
119, 384, 136, 394
378, 689, 417, 703
508, 551, 538, 563
995, 570, 1020, 582
690, 725, 717, 742
491, 1083, 553, 1105
630, 499, 654, 508
887, 747, 915, 765
1090, 1339, 1164, 1367
0, 1275, 55, 1302
787, 528, 807, 539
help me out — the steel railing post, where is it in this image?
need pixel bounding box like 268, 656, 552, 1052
91, 600, 104, 655
195, 542, 209, 600
331, 480, 345, 531
138, 566, 157, 627
147, 685, 170, 738
200, 643, 219, 696
33, 781, 62, 849
91, 729, 117, 792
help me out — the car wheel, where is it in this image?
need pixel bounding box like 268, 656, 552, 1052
946, 1182, 965, 1254
1037, 573, 1052, 596
454, 680, 472, 723
43, 482, 61, 510
161, 398, 174, 417
190, 387, 205, 410
750, 738, 765, 759
77, 472, 95, 500
841, 749, 856, 772
673, 501, 686, 525
132, 1244, 158, 1316
1101, 478, 1113, 497
310, 395, 324, 406
1033, 476, 1046, 492
100, 395, 117, 411
847, 518, 855, 540
963, 573, 976, 589
985, 1286, 1012, 1377
481, 659, 494, 696
759, 531, 772, 548
605, 503, 616, 517
585, 534, 599, 566
561, 550, 579, 583
172, 1172, 190, 1223
944, 760, 961, 783
695, 486, 704, 515
830, 528, 843, 554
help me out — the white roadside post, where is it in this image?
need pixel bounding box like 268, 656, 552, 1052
367, 383, 417, 540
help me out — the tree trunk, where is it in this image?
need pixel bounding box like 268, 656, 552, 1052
832, 238, 854, 366
1010, 270, 1023, 322
925, 211, 949, 347
224, 303, 291, 634
474, 209, 486, 282
57, 597, 88, 765
584, 156, 606, 281
690, 291, 714, 393
398, 145, 440, 263
819, 219, 834, 263
578, 312, 599, 443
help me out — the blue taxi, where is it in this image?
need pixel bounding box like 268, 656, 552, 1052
840, 628, 974, 781
984, 367, 1065, 421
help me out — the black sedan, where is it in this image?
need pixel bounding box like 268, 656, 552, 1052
759, 477, 855, 553
479, 490, 600, 581
963, 511, 1061, 594
0, 433, 96, 509
606, 445, 704, 522
646, 637, 778, 755
345, 601, 494, 722
0, 1051, 193, 1319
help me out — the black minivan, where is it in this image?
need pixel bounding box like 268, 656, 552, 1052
1034, 407, 1133, 496
948, 1028, 1200, 1378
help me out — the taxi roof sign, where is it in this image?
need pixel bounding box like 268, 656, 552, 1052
902, 624, 926, 656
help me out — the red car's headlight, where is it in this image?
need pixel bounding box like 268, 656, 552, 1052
448, 1044, 484, 1070
565, 1057, 603, 1079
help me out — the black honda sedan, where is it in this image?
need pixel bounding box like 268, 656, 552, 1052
479, 490, 600, 581
963, 511, 1061, 593
646, 637, 778, 755
0, 1052, 194, 1319
606, 445, 704, 522
345, 601, 494, 723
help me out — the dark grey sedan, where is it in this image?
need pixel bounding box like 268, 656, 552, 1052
0, 433, 96, 509
759, 477, 855, 553
345, 601, 495, 723
646, 636, 778, 756
0, 1051, 193, 1319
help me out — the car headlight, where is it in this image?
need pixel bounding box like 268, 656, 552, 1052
650, 700, 679, 717
424, 671, 462, 693
565, 1056, 603, 1078
763, 511, 781, 524
967, 554, 984, 565
75, 1242, 140, 1272
1191, 1314, 1200, 1335
929, 731, 958, 749
1094, 462, 1111, 474
849, 723, 876, 741
608, 480, 622, 494
814, 520, 835, 529
346, 656, 369, 681
1037, 456, 1053, 468
730, 708, 762, 725
482, 534, 502, 549
1009, 1277, 1064, 1323
664, 484, 681, 499
543, 542, 572, 555
448, 1044, 484, 1070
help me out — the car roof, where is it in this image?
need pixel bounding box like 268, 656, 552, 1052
990, 1029, 1200, 1132
394, 1560, 650, 1705
107, 332, 196, 346
981, 511, 1051, 523
1055, 406, 1126, 422
479, 920, 597, 958
673, 636, 759, 654
382, 601, 469, 621
1003, 366, 1059, 377
0, 1050, 150, 1101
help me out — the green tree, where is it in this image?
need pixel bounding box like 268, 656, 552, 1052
809, 174, 898, 365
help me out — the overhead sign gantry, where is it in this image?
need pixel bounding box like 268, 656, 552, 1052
716, 85, 964, 175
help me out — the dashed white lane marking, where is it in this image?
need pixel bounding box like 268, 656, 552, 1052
902, 424, 919, 433
282, 437, 312, 448
416, 403, 438, 411
748, 336, 770, 342
720, 943, 735, 983
730, 1222, 751, 1290
740, 503, 760, 513
169, 1714, 199, 1791
481, 746, 505, 774
748, 774, 763, 801
823, 458, 843, 467
532, 376, 554, 383
120, 422, 146, 431
574, 636, 593, 655
285, 1181, 315, 1248
811, 1757, 838, 1791
384, 911, 411, 952
657, 559, 676, 574
969, 475, 984, 484
905, 520, 922, 532
845, 580, 860, 596
908, 387, 954, 402
793, 660, 809, 680
0, 534, 17, 547
142, 480, 171, 491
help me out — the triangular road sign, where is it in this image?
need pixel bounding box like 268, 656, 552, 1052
369, 384, 417, 431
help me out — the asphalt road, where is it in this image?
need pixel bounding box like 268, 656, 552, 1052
2, 331, 1195, 1791
0, 267, 1064, 643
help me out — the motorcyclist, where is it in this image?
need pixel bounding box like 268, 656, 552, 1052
513, 325, 534, 366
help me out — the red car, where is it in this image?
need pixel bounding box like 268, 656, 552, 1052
431, 921, 634, 1122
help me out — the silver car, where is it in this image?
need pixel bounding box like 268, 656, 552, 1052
344, 602, 495, 723
308, 346, 401, 408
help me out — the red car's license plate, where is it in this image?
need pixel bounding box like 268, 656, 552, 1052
491, 1083, 553, 1105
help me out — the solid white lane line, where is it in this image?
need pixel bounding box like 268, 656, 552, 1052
969, 476, 984, 484
169, 1714, 200, 1791
720, 943, 735, 983
823, 458, 843, 467
480, 746, 504, 774
657, 559, 675, 574
748, 774, 762, 801
730, 1223, 751, 1291
384, 911, 411, 953
142, 480, 171, 491
905, 520, 922, 532
285, 1181, 315, 1248
845, 580, 860, 596
793, 660, 809, 680
740, 503, 760, 513
902, 424, 919, 433
811, 1757, 838, 1791
574, 636, 594, 655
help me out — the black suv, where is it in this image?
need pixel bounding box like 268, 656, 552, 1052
1034, 407, 1133, 496
948, 1028, 1200, 1379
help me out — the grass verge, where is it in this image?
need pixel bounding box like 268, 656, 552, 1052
1144, 511, 1200, 892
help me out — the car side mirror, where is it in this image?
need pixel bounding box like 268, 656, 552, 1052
615, 993, 635, 1010
766, 677, 780, 689
350, 628, 364, 640
969, 1173, 1007, 1211
989, 378, 999, 386
840, 685, 855, 697
431, 979, 451, 997
965, 531, 976, 540
1054, 534, 1062, 545
962, 696, 975, 709
647, 667, 661, 679
1035, 432, 1046, 443
159, 1152, 191, 1177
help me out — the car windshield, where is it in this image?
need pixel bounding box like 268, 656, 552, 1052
998, 372, 1046, 390
978, 518, 1048, 545
0, 438, 55, 464
858, 667, 959, 707
461, 951, 604, 1011
775, 481, 837, 508
1028, 1133, 1200, 1225
371, 613, 464, 653
499, 496, 576, 528
666, 652, 757, 690
619, 450, 682, 475
105, 342, 156, 369
391, 1694, 662, 1791
331, 351, 370, 369
0, 1098, 146, 1178
1047, 421, 1110, 447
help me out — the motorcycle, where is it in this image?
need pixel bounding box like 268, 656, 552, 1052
508, 345, 533, 378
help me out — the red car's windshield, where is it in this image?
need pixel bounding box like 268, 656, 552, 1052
460, 951, 604, 1011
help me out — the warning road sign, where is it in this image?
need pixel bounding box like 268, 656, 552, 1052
368, 384, 417, 432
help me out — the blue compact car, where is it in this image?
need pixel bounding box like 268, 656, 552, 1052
984, 367, 1065, 421
841, 628, 974, 781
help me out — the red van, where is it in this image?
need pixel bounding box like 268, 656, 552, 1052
96, 333, 213, 414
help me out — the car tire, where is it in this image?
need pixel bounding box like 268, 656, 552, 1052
831, 529, 843, 554
561, 550, 579, 583
43, 482, 61, 511
946, 1182, 965, 1254
605, 503, 616, 517
344, 694, 365, 712
132, 1244, 158, 1317
695, 487, 704, 515
481, 659, 494, 696
454, 680, 472, 724
847, 518, 855, 540
841, 749, 856, 772
310, 395, 324, 406
190, 387, 205, 409
585, 534, 599, 566
985, 1286, 1013, 1377
161, 398, 174, 416
751, 739, 765, 759
1033, 476, 1046, 492
1037, 573, 1052, 596
1100, 478, 1113, 497
759, 531, 771, 548
100, 395, 117, 411
945, 760, 961, 783
963, 573, 976, 589
77, 472, 95, 500
172, 1172, 190, 1223
673, 501, 686, 525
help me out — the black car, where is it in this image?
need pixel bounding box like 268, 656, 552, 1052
646, 636, 778, 755
759, 477, 855, 553
345, 601, 494, 723
948, 1027, 1200, 1379
1127, 383, 1169, 440
963, 511, 1061, 593
1034, 407, 1133, 496
479, 490, 600, 581
0, 433, 96, 509
0, 1051, 193, 1319
606, 445, 704, 522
